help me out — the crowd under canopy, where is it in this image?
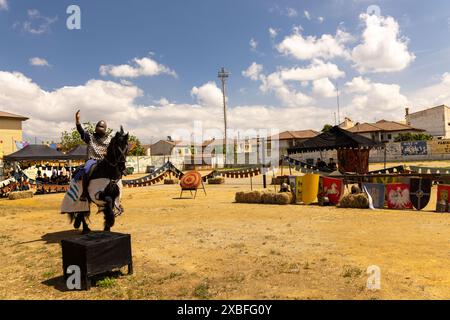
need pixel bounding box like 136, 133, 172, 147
287, 126, 383, 174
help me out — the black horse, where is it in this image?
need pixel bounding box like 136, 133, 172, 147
70, 127, 129, 234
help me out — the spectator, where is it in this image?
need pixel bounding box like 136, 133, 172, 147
316, 158, 327, 170
328, 158, 337, 171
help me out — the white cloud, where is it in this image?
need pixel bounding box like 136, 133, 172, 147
304, 10, 311, 20
244, 60, 344, 107
259, 72, 314, 107
29, 57, 50, 67
242, 62, 263, 81
286, 7, 298, 17
277, 27, 353, 61
0, 0, 8, 10
343, 76, 409, 121
0, 71, 144, 138
19, 9, 58, 35
156, 97, 170, 106
279, 59, 345, 82
318, 16, 324, 23
191, 81, 223, 108
244, 62, 322, 107
409, 73, 450, 108
0, 70, 339, 142
100, 56, 177, 78
268, 27, 278, 38
0, 71, 223, 141
312, 78, 336, 98
249, 38, 258, 51
120, 79, 134, 86
351, 14, 415, 73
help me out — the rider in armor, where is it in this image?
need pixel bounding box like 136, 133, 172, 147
75, 110, 111, 201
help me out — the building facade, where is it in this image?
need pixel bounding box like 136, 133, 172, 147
0, 111, 29, 159
276, 130, 319, 156
406, 105, 450, 139
150, 139, 198, 158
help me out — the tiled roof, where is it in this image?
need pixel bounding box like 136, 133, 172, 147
277, 130, 319, 140
347, 120, 424, 133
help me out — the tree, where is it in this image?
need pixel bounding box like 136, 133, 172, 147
394, 132, 433, 142
128, 135, 145, 156
60, 122, 145, 156
322, 124, 333, 133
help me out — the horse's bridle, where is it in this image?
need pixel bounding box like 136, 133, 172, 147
104, 141, 128, 168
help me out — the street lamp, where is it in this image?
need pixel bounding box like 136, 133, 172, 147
218, 67, 230, 166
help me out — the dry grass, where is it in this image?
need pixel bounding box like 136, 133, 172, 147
0, 168, 449, 299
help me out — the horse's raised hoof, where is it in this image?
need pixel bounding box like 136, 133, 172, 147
82, 227, 91, 235
73, 216, 82, 229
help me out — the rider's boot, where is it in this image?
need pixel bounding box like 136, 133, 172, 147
79, 176, 89, 201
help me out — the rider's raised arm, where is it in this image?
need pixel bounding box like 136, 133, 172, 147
75, 110, 91, 144
76, 123, 91, 144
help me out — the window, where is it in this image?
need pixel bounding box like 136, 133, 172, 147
388, 134, 392, 140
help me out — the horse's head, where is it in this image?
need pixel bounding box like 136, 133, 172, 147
107, 126, 129, 168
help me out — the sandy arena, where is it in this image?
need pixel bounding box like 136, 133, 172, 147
0, 162, 449, 300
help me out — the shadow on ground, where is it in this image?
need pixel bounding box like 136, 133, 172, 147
42, 270, 125, 292
18, 230, 82, 245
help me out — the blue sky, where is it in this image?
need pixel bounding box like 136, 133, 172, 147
1, 0, 450, 143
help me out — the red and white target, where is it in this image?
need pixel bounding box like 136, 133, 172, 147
180, 171, 202, 189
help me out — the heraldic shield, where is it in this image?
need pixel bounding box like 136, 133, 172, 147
410, 178, 432, 211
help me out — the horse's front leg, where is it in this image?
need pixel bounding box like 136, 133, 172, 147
81, 213, 91, 234
103, 196, 115, 232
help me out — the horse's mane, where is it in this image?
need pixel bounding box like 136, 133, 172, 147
105, 128, 129, 160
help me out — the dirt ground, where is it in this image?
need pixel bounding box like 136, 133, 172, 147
0, 162, 449, 300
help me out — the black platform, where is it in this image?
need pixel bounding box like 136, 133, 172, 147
61, 232, 133, 290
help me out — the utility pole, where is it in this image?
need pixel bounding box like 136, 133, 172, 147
336, 81, 341, 125
218, 67, 230, 166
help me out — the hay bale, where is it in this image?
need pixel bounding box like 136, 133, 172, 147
208, 177, 225, 185
338, 193, 369, 209
9, 191, 34, 200
235, 191, 262, 203
275, 192, 292, 205
235, 191, 292, 205
235, 191, 245, 203
247, 191, 263, 203
164, 178, 179, 185
261, 192, 275, 204
351, 185, 361, 194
